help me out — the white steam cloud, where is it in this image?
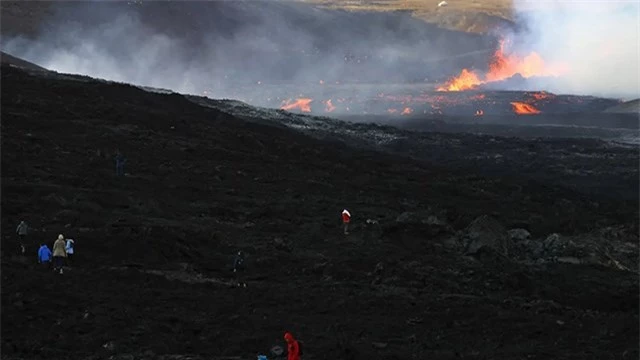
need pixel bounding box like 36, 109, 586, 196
511, 1, 640, 100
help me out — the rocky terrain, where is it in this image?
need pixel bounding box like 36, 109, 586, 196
2, 56, 639, 360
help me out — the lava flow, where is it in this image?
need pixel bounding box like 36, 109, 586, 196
438, 40, 568, 92
511, 102, 541, 115
281, 98, 312, 112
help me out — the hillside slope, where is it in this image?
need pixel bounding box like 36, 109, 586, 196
2, 65, 638, 360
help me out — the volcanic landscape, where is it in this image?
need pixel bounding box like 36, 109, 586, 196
2, 1, 639, 360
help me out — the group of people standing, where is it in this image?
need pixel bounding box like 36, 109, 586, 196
38, 235, 75, 274
16, 220, 75, 274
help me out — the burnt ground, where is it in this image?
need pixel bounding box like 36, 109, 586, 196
1, 64, 639, 360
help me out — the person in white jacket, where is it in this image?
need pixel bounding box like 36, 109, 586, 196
65, 238, 75, 264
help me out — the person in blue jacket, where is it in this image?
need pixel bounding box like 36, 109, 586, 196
37, 243, 52, 267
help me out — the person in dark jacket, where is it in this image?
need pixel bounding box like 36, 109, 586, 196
37, 243, 52, 267
115, 151, 126, 176
232, 251, 247, 287
284, 332, 301, 360
16, 220, 28, 254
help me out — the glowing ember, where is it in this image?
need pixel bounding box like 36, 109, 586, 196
325, 99, 336, 112
281, 98, 312, 113
438, 40, 568, 92
511, 102, 541, 115
475, 109, 484, 116
401, 107, 413, 115
528, 91, 555, 101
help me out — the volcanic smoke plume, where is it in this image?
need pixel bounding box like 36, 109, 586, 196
0, 1, 494, 99
436, 39, 568, 92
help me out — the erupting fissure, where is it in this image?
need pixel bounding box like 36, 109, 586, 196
437, 40, 568, 92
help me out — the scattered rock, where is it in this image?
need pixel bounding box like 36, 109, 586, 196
508, 228, 531, 241
463, 215, 512, 257
557, 256, 581, 265
270, 345, 284, 356
102, 341, 115, 351
273, 237, 292, 252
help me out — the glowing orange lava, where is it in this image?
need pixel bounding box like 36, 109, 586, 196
528, 91, 555, 101
401, 107, 413, 115
511, 102, 541, 115
437, 69, 482, 91
281, 98, 312, 112
438, 40, 568, 92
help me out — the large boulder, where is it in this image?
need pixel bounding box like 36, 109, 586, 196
508, 228, 531, 241
463, 215, 512, 256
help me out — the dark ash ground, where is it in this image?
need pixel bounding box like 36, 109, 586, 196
2, 64, 638, 360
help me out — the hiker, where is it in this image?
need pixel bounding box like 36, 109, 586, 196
341, 209, 351, 235
52, 234, 67, 274
233, 251, 247, 287
16, 220, 29, 254
37, 243, 53, 267
65, 238, 75, 265
115, 151, 126, 176
284, 332, 301, 360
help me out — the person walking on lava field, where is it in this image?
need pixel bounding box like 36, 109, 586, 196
65, 238, 75, 265
284, 331, 302, 360
342, 209, 351, 235
37, 243, 53, 268
233, 250, 247, 287
115, 151, 126, 176
16, 220, 29, 254
52, 234, 67, 274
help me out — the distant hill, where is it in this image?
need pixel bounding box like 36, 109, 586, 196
303, 0, 516, 33
604, 99, 640, 114
0, 51, 47, 71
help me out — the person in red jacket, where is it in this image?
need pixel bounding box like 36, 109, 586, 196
342, 209, 351, 235
284, 331, 301, 360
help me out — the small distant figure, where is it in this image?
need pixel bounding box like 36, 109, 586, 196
342, 209, 351, 235
233, 251, 247, 287
37, 243, 53, 267
115, 151, 127, 176
65, 238, 75, 265
284, 332, 301, 360
16, 220, 29, 254
52, 234, 67, 274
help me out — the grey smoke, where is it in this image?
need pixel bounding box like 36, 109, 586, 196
1, 0, 494, 105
